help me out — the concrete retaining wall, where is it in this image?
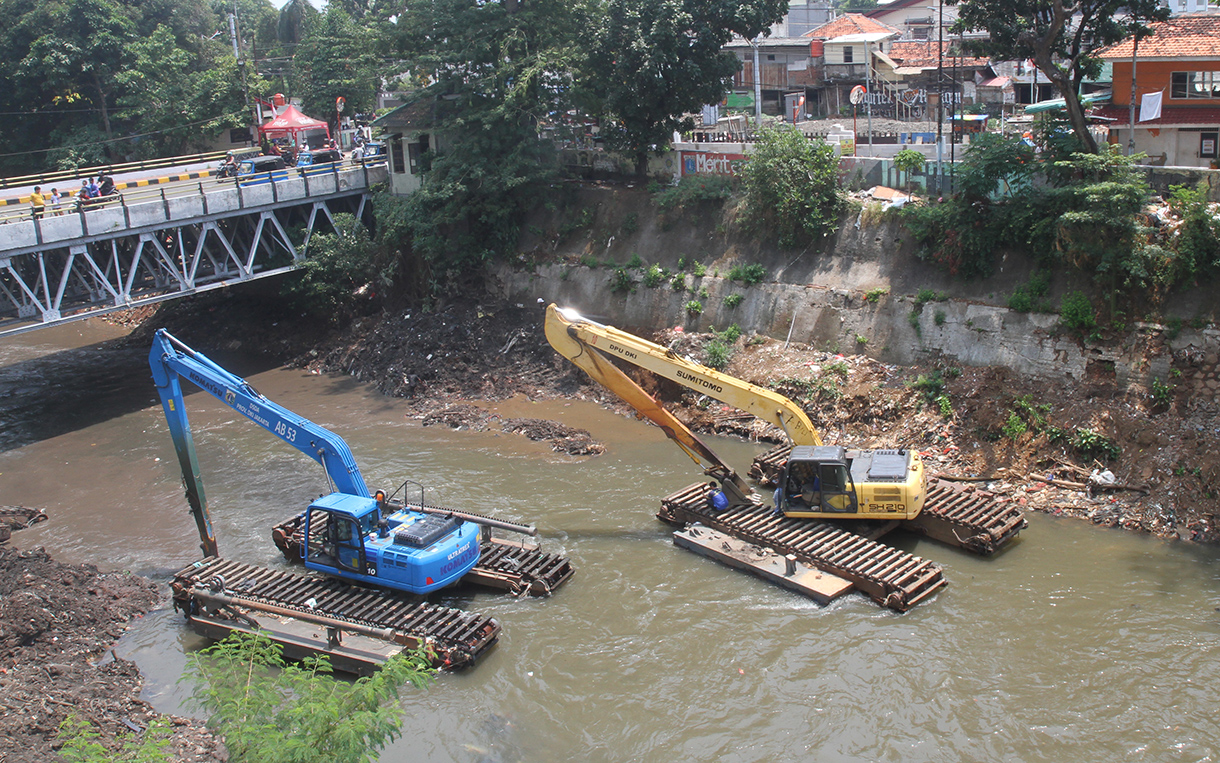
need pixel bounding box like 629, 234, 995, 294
491, 262, 1220, 399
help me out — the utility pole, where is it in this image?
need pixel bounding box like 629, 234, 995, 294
1128, 30, 1139, 155
936, 0, 943, 192
865, 38, 873, 156
752, 38, 764, 130
230, 5, 253, 145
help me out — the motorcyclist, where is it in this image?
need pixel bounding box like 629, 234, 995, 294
218, 152, 238, 179
98, 174, 116, 198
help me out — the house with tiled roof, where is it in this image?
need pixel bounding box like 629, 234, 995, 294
1097, 13, 1220, 166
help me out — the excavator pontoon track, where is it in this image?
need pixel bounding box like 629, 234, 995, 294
172, 557, 500, 673
660, 483, 946, 611
749, 444, 1025, 555
271, 509, 574, 597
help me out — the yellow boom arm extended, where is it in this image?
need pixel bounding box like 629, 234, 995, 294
544, 305, 754, 506
546, 305, 822, 446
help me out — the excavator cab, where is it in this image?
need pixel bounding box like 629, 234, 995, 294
775, 446, 859, 517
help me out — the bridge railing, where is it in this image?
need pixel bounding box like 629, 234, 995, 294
0, 162, 388, 254
0, 150, 233, 191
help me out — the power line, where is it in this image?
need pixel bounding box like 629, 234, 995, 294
0, 109, 249, 160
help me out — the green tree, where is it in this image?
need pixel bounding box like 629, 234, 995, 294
385, 0, 586, 288
585, 0, 787, 175
892, 147, 924, 195
115, 26, 256, 157
184, 632, 435, 763
290, 7, 381, 121
950, 0, 1169, 152
738, 125, 845, 247
283, 213, 397, 323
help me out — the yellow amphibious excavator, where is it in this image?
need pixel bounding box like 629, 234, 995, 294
544, 304, 926, 521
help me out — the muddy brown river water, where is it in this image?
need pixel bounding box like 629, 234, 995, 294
2, 321, 1220, 763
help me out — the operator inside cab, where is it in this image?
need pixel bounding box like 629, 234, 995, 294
777, 460, 821, 510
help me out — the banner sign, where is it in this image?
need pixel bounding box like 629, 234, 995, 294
681, 151, 747, 176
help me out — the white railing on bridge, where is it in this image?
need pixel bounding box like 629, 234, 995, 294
0, 163, 388, 254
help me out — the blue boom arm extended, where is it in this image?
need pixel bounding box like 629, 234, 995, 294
149, 328, 371, 554
149, 328, 482, 594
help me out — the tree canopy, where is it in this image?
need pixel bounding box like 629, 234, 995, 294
584, 0, 787, 174
949, 0, 1169, 152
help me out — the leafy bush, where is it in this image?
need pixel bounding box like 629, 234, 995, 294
1060, 291, 1096, 333
865, 287, 888, 303
610, 267, 636, 293
623, 212, 639, 234
670, 273, 686, 291
58, 714, 171, 763
1071, 428, 1120, 461
183, 632, 434, 763
728, 263, 766, 285
1151, 377, 1173, 407
934, 310, 946, 326
692, 262, 707, 277
1008, 271, 1052, 313
720, 324, 743, 343
1002, 411, 1028, 440
855, 334, 868, 344
705, 339, 731, 369
655, 175, 735, 212
1166, 184, 1220, 282
935, 393, 953, 419
685, 300, 703, 315
909, 371, 945, 402
643, 263, 667, 288
283, 214, 394, 325
738, 125, 845, 247
626, 251, 644, 269
724, 293, 743, 308
914, 289, 948, 307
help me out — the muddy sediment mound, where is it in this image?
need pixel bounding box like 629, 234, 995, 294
0, 546, 222, 762
421, 403, 604, 456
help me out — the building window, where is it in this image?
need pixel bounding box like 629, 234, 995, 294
767, 54, 776, 61
1171, 71, 1220, 99
843, 46, 854, 64
390, 139, 405, 174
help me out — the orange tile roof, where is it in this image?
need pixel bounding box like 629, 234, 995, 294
887, 40, 990, 69
803, 14, 899, 40
1101, 13, 1220, 59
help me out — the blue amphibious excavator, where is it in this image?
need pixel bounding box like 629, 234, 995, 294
149, 328, 481, 594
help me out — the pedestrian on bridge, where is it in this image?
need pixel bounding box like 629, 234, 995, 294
29, 186, 45, 219
49, 188, 62, 216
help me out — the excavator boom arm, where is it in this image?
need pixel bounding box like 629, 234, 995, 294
149, 329, 372, 555
544, 308, 753, 504
547, 306, 822, 446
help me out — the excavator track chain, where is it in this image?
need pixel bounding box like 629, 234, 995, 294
903, 479, 1027, 555
659, 483, 946, 611
271, 509, 574, 596
171, 557, 500, 671
748, 445, 1025, 555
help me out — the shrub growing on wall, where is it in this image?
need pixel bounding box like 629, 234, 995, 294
738, 125, 844, 247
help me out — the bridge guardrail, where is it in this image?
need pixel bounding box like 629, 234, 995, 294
0, 162, 388, 253
0, 150, 233, 191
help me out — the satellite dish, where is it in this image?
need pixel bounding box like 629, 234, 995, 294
849, 86, 867, 105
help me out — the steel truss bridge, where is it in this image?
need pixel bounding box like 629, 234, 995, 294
0, 164, 387, 338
